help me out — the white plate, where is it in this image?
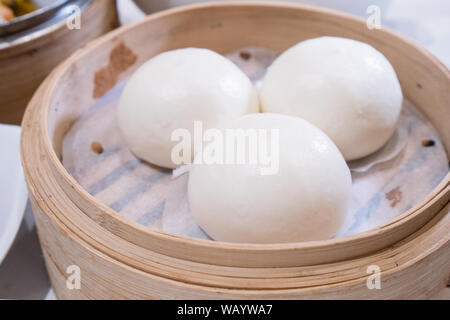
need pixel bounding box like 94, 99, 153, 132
0, 124, 28, 263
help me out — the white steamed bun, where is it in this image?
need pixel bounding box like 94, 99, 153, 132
118, 48, 259, 168
188, 113, 352, 243
260, 36, 403, 160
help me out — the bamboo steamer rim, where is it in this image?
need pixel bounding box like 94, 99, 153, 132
23, 1, 450, 268
22, 82, 450, 293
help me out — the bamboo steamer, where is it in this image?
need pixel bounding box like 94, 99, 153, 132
21, 2, 450, 299
0, 0, 118, 125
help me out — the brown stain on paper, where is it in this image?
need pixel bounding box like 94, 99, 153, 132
93, 42, 137, 99
386, 187, 402, 208
91, 141, 104, 154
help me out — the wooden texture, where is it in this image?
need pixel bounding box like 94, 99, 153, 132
20, 2, 450, 299
0, 0, 118, 125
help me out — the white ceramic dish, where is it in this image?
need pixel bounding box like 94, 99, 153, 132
0, 124, 28, 263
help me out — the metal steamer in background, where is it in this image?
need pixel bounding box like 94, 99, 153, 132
0, 0, 117, 124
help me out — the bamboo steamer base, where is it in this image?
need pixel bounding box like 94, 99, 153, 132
31, 192, 449, 299
21, 2, 450, 299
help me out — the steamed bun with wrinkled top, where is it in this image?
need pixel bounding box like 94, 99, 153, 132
260, 36, 403, 160
118, 48, 259, 168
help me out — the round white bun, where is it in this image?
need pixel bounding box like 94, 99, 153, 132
260, 36, 403, 160
188, 113, 352, 244
118, 48, 259, 168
